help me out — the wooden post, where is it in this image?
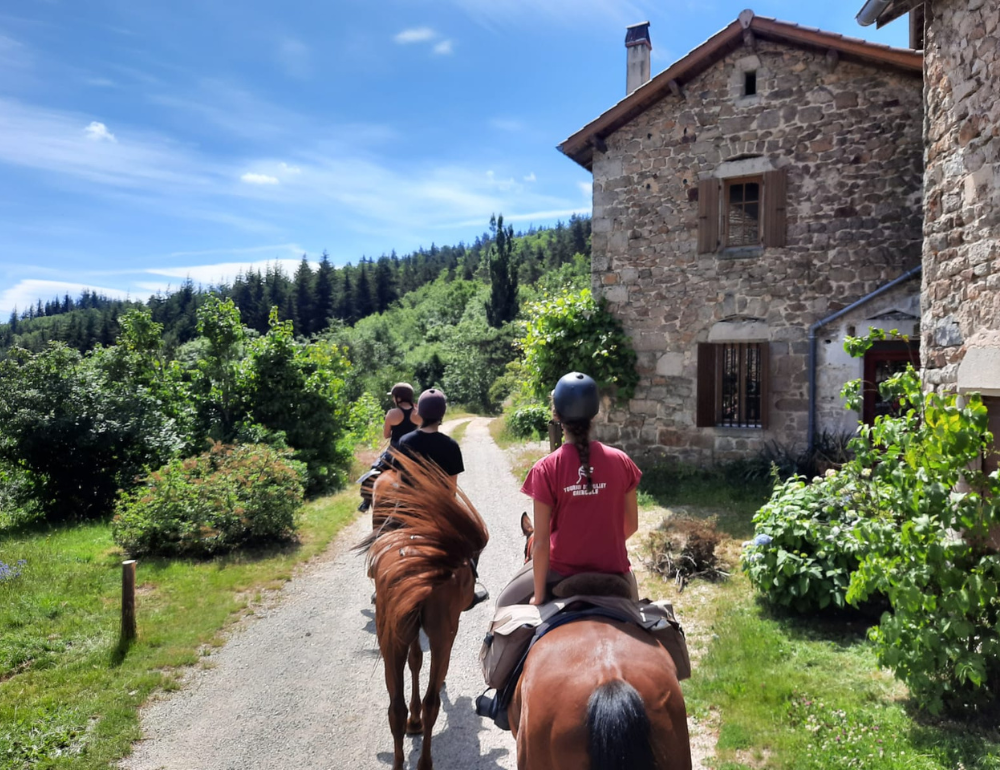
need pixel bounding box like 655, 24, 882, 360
121, 560, 137, 644
547, 420, 563, 453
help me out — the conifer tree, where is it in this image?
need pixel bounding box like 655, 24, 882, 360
293, 256, 315, 336
486, 214, 519, 328
314, 251, 336, 331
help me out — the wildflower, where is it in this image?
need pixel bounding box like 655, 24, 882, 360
825, 468, 837, 478
752, 534, 773, 546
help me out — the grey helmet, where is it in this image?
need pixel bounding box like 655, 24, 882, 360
417, 388, 448, 423
552, 372, 599, 421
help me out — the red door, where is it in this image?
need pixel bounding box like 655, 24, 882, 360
862, 342, 920, 426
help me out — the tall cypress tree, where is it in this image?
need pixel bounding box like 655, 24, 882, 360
486, 214, 519, 328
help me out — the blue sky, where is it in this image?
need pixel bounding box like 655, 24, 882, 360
0, 1, 908, 317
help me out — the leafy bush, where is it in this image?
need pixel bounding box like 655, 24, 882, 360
112, 443, 305, 557
839, 348, 1000, 715
506, 405, 550, 439
742, 471, 875, 613
517, 287, 638, 402
348, 392, 385, 449
0, 344, 183, 520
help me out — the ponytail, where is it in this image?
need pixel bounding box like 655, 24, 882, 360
561, 417, 593, 491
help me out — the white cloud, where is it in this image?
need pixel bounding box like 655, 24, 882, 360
280, 162, 302, 174
433, 40, 454, 55
84, 121, 116, 142
0, 279, 133, 316
146, 258, 316, 286
85, 77, 117, 88
444, 0, 660, 28
241, 172, 280, 185
578, 181, 593, 197
394, 27, 437, 44
524, 172, 537, 182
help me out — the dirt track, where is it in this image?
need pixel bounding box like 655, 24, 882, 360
122, 417, 525, 770
121, 417, 711, 769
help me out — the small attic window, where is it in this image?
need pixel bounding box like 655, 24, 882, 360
744, 70, 757, 96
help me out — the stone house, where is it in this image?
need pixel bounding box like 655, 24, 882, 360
558, 10, 925, 464
857, 0, 1000, 473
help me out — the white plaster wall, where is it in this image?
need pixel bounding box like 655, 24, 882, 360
815, 283, 920, 437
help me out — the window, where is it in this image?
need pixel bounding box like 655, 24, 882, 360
698, 167, 787, 253
744, 70, 757, 96
725, 177, 760, 247
696, 342, 769, 428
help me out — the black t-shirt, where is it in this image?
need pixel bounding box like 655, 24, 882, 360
395, 430, 464, 477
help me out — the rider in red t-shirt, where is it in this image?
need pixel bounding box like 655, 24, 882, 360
495, 372, 642, 607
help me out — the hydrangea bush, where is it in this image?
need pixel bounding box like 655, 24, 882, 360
742, 471, 878, 613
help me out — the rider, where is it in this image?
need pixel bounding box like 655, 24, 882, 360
383, 382, 422, 449
496, 371, 642, 607
394, 387, 489, 608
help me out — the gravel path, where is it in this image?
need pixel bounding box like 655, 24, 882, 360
122, 417, 524, 770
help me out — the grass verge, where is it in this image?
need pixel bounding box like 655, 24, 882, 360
0, 490, 358, 769
684, 576, 1000, 769
450, 420, 471, 444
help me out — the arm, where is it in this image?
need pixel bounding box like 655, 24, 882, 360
530, 500, 552, 605
624, 488, 639, 539
382, 409, 398, 439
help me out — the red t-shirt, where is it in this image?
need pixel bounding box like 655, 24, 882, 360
520, 441, 642, 576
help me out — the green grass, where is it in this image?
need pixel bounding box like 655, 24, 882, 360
639, 463, 773, 539
449, 420, 471, 444
0, 490, 358, 769
685, 577, 1000, 769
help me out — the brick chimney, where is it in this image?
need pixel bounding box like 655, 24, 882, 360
625, 21, 651, 96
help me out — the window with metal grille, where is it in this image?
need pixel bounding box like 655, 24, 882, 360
696, 341, 769, 429
725, 177, 761, 247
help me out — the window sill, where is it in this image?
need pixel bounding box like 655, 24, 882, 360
717, 246, 763, 259
712, 425, 765, 432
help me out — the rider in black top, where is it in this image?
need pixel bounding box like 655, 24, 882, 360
383, 383, 422, 448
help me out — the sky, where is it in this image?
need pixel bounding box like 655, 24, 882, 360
0, 1, 909, 317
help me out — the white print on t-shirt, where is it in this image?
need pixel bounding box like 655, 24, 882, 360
563, 480, 607, 497
576, 465, 593, 485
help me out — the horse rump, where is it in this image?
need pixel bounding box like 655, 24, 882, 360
586, 679, 656, 770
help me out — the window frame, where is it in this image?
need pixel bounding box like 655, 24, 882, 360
696, 341, 770, 429
723, 175, 763, 249
697, 167, 787, 254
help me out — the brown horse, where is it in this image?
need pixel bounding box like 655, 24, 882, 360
508, 513, 691, 770
357, 454, 488, 770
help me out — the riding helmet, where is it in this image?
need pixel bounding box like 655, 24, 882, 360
417, 388, 448, 423
552, 372, 599, 421
388, 382, 415, 404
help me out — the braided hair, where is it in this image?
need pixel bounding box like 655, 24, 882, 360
561, 417, 594, 491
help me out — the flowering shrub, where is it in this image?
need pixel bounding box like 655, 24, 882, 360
0, 559, 26, 583
742, 471, 880, 613
112, 443, 306, 557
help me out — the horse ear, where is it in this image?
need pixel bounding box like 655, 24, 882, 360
520, 512, 534, 536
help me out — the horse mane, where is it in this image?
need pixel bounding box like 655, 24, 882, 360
355, 453, 489, 650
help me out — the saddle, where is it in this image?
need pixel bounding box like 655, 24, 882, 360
357, 452, 393, 512
476, 576, 691, 731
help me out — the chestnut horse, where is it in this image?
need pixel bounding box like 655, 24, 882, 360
357, 454, 488, 770
509, 513, 691, 770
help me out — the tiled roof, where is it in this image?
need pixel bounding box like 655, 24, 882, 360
559, 9, 922, 171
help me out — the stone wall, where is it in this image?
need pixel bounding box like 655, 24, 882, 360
921, 0, 1000, 391
590, 39, 923, 463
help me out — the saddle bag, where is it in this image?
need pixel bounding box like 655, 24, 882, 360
637, 599, 691, 681
479, 603, 549, 690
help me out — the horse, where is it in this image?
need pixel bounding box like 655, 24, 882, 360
356, 453, 489, 770
508, 512, 692, 770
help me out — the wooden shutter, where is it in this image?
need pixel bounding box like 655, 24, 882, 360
697, 179, 720, 253
762, 168, 787, 248
696, 343, 717, 427
759, 341, 770, 429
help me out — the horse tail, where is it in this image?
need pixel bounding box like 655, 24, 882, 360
355, 453, 489, 651
586, 679, 656, 770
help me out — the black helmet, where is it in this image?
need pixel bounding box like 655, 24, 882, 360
417, 388, 447, 423
552, 372, 599, 421
388, 382, 415, 403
